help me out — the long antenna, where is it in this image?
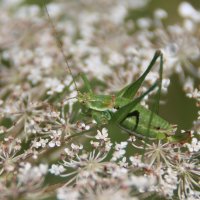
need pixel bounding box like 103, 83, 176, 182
42, 0, 79, 92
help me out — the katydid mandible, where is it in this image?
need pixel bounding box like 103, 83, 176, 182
43, 2, 189, 142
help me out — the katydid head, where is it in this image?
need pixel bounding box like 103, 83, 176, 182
77, 92, 90, 106
62, 91, 89, 107
76, 92, 101, 111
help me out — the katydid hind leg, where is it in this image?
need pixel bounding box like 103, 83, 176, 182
111, 81, 158, 125
120, 110, 140, 131
118, 124, 146, 140
143, 51, 164, 142
117, 50, 162, 99
114, 51, 166, 140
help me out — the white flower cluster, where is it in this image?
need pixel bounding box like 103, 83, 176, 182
0, 0, 199, 199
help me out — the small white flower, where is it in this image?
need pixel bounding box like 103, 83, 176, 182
48, 141, 56, 148
41, 56, 53, 69
128, 175, 157, 192
137, 17, 152, 29
71, 143, 83, 151
111, 165, 128, 178
32, 139, 41, 149
49, 164, 65, 175
186, 138, 200, 152
184, 77, 194, 93
110, 108, 117, 113
109, 4, 127, 25
16, 5, 40, 19
18, 162, 48, 184
96, 128, 108, 141
92, 119, 97, 124
115, 141, 128, 150
84, 54, 111, 80
0, 126, 6, 134
183, 19, 196, 32
118, 157, 128, 168
0, 99, 3, 105
57, 187, 80, 200
112, 149, 126, 161
105, 141, 113, 152
112, 141, 128, 161
39, 164, 49, 175
49, 130, 62, 147
160, 167, 178, 198
186, 88, 200, 99
162, 78, 170, 93
27, 67, 42, 85
178, 2, 200, 22
41, 138, 49, 148
108, 51, 125, 66
130, 156, 146, 168
60, 118, 66, 125
45, 78, 65, 95
64, 147, 74, 157
85, 125, 90, 130
90, 141, 100, 148
47, 3, 62, 18
154, 9, 168, 19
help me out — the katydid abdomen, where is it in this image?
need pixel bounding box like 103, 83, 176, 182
120, 104, 176, 139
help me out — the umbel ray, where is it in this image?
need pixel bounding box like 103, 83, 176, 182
42, 1, 190, 143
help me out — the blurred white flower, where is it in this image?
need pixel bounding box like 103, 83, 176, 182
186, 138, 200, 152
47, 3, 62, 18
178, 2, 200, 22
49, 164, 65, 175
109, 4, 127, 24
18, 162, 48, 184
45, 78, 65, 95
154, 9, 168, 19
57, 187, 80, 200
84, 54, 111, 80
96, 128, 109, 141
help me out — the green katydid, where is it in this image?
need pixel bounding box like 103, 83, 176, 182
43, 2, 190, 142
77, 51, 175, 140
77, 52, 190, 142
